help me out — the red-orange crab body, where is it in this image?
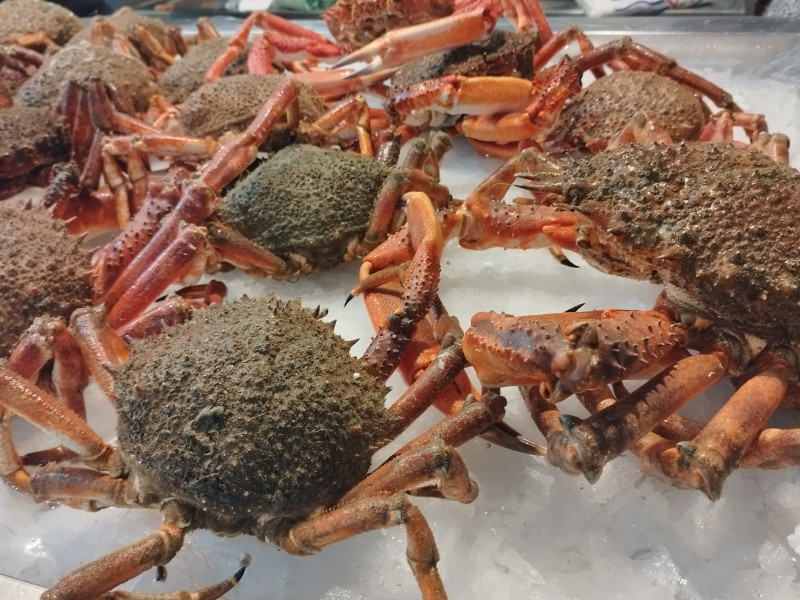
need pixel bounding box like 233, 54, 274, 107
322, 0, 455, 51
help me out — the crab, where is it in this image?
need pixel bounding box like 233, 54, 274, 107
68, 7, 187, 76
0, 0, 83, 49
1, 293, 507, 599
0, 105, 70, 199
386, 33, 766, 159
158, 23, 252, 104
15, 42, 156, 112
0, 199, 224, 435
358, 133, 800, 500
322, 0, 456, 52
93, 125, 453, 328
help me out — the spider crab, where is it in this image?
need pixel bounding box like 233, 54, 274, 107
355, 126, 800, 499
385, 28, 767, 158
93, 122, 453, 329
1, 292, 506, 599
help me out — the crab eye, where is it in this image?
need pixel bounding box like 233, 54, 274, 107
566, 186, 583, 203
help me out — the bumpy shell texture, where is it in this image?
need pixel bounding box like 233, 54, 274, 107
115, 295, 398, 531
565, 142, 800, 340
218, 144, 391, 270
158, 38, 250, 104
177, 74, 325, 141
0, 205, 92, 356
0, 0, 83, 45
16, 43, 155, 112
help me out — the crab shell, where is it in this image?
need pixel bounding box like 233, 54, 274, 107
0, 204, 93, 356
158, 37, 251, 104
0, 106, 70, 198
114, 295, 399, 538
391, 29, 538, 89
176, 74, 325, 145
15, 42, 156, 112
562, 142, 800, 341
543, 70, 708, 152
0, 0, 83, 45
216, 144, 393, 272
322, 0, 455, 51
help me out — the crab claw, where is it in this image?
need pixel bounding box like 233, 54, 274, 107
335, 8, 498, 76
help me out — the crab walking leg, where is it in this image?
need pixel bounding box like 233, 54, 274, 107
548, 351, 729, 483
70, 307, 130, 399
40, 522, 190, 600
101, 80, 299, 316
0, 366, 114, 491
342, 391, 507, 503
645, 351, 792, 500
335, 8, 499, 75
280, 493, 447, 600
204, 222, 291, 277
358, 192, 445, 379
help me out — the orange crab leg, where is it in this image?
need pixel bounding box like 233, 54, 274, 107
205, 11, 340, 82
101, 80, 299, 314
336, 8, 499, 75
0, 367, 114, 471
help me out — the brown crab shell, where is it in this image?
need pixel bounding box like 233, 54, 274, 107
564, 142, 800, 341
115, 295, 398, 537
0, 0, 83, 46
158, 37, 251, 104
15, 42, 156, 112
0, 106, 70, 185
217, 144, 393, 272
544, 71, 708, 152
391, 29, 539, 89
0, 204, 93, 356
177, 74, 325, 147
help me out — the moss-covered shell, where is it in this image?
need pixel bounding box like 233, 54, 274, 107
218, 144, 392, 271
15, 43, 156, 112
0, 204, 92, 356
115, 296, 398, 534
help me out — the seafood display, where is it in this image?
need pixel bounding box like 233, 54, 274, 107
1, 3, 800, 599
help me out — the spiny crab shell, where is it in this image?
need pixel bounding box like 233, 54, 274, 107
115, 295, 400, 536
562, 141, 800, 341
216, 144, 393, 272
543, 70, 709, 152
0, 0, 83, 45
0, 203, 92, 356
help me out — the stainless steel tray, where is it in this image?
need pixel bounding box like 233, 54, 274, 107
3, 16, 800, 600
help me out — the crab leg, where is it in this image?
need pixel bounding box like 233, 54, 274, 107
643, 351, 792, 500
549, 350, 729, 484
41, 521, 189, 600
280, 493, 446, 599
205, 11, 340, 83
335, 8, 500, 76
100, 80, 299, 316
0, 366, 115, 493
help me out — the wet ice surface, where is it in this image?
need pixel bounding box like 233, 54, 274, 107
3, 22, 800, 600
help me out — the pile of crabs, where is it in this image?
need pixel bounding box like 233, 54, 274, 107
1, 0, 799, 597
